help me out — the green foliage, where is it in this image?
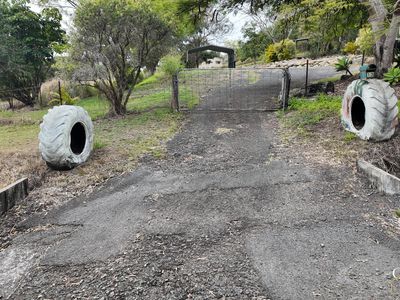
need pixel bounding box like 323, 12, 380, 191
48, 87, 79, 106
355, 26, 374, 55
276, 0, 367, 56
237, 25, 273, 62
70, 84, 99, 99
136, 73, 165, 89
335, 57, 353, 76
395, 209, 400, 218
343, 41, 359, 54
72, 0, 174, 115
344, 131, 357, 142
93, 139, 107, 150
0, 1, 66, 106
384, 68, 400, 85
265, 44, 278, 63
159, 54, 184, 76
265, 39, 296, 63
286, 94, 342, 129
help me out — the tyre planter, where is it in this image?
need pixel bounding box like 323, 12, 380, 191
39, 105, 94, 170
341, 79, 398, 141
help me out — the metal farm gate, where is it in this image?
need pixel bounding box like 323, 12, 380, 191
175, 68, 290, 112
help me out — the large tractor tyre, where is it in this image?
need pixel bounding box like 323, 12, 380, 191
39, 105, 94, 170
341, 79, 398, 141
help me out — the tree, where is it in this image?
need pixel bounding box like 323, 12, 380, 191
275, 0, 367, 55
71, 0, 174, 116
237, 25, 273, 62
232, 0, 400, 76
0, 1, 65, 106
363, 0, 400, 77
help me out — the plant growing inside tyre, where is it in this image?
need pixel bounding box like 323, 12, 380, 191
335, 57, 353, 76
384, 67, 400, 85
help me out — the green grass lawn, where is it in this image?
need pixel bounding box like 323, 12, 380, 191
0, 92, 197, 153
0, 81, 199, 188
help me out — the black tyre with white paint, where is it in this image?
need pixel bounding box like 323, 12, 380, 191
341, 79, 398, 141
39, 105, 94, 169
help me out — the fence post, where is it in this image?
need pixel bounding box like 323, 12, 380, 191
171, 73, 179, 112
305, 59, 309, 97
39, 84, 43, 107
58, 80, 63, 105
281, 68, 291, 110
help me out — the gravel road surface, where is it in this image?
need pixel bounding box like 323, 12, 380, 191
1, 67, 399, 299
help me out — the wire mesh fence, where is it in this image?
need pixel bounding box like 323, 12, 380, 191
177, 68, 288, 111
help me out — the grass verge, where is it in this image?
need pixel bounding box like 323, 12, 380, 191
0, 82, 198, 191
277, 94, 367, 165
280, 94, 342, 130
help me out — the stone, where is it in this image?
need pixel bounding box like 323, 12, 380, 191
357, 160, 400, 195
0, 178, 28, 216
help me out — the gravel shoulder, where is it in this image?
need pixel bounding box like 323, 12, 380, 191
1, 108, 400, 299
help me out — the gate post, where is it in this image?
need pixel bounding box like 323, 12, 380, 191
171, 73, 179, 112
281, 68, 291, 110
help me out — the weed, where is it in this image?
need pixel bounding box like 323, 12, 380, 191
344, 132, 357, 142
93, 139, 107, 150
395, 209, 400, 218
284, 94, 341, 130
275, 110, 285, 119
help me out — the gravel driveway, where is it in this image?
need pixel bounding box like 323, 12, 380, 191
1, 67, 400, 299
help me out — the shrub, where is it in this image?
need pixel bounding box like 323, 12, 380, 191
48, 87, 79, 106
265, 44, 278, 62
69, 84, 99, 99
384, 67, 400, 85
343, 41, 359, 55
40, 80, 100, 106
355, 26, 374, 55
265, 39, 296, 63
335, 57, 353, 76
159, 54, 184, 77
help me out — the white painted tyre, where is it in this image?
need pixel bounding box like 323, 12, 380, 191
39, 105, 94, 169
341, 79, 398, 141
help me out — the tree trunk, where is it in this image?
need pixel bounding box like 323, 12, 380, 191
109, 95, 125, 116
379, 13, 400, 76
366, 0, 400, 77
